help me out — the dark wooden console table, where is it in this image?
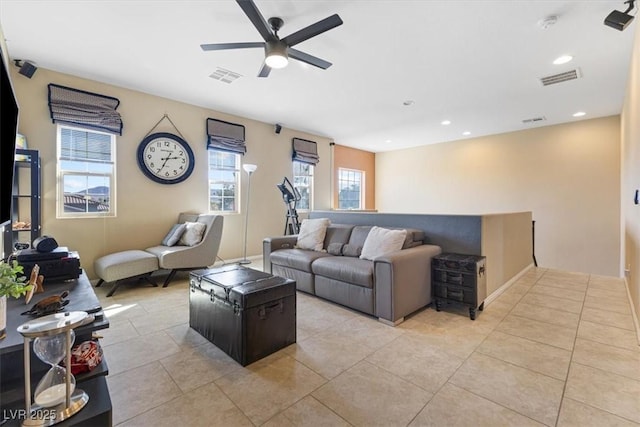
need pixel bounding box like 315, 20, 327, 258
0, 272, 112, 426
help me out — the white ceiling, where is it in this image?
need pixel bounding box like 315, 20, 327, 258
0, 1, 636, 152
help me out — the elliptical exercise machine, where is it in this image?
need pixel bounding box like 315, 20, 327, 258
277, 177, 301, 235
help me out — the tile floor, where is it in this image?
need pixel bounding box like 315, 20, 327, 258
94, 264, 640, 426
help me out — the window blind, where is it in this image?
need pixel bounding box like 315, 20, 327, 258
60, 127, 112, 163
206, 118, 246, 155
48, 84, 123, 135
292, 138, 319, 165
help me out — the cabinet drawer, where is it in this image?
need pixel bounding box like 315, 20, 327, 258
433, 270, 476, 288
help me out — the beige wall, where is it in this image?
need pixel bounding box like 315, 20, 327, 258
333, 144, 375, 209
622, 25, 640, 319
376, 117, 621, 276
10, 67, 332, 278
481, 212, 533, 295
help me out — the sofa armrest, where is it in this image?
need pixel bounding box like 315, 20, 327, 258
374, 244, 442, 324
262, 236, 298, 273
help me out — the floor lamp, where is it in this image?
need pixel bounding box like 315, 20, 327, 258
239, 163, 257, 265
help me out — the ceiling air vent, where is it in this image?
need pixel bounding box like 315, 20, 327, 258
209, 67, 242, 84
539, 68, 581, 86
522, 116, 547, 124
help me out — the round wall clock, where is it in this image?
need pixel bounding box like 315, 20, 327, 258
137, 132, 195, 184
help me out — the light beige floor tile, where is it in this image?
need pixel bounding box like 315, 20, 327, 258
511, 301, 580, 329
284, 330, 374, 379
494, 289, 525, 306
324, 314, 405, 350
519, 293, 583, 314
400, 318, 492, 359
577, 321, 639, 351
536, 276, 587, 291
160, 341, 242, 392
164, 323, 211, 349
581, 306, 636, 331
589, 274, 625, 286
119, 382, 252, 427
215, 354, 326, 425
496, 314, 576, 350
450, 353, 564, 426
572, 338, 640, 381
566, 363, 640, 423
477, 331, 571, 380
101, 300, 149, 321
313, 361, 432, 427
366, 333, 464, 393
296, 302, 358, 337
557, 397, 640, 427
409, 383, 545, 427
262, 396, 350, 427
529, 285, 585, 302
104, 331, 181, 375
584, 295, 632, 315
128, 306, 189, 335
587, 287, 630, 302
98, 318, 140, 347
107, 361, 182, 425
542, 270, 589, 283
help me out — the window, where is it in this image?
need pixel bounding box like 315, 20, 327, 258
338, 168, 364, 210
57, 125, 116, 218
209, 150, 240, 213
293, 161, 313, 210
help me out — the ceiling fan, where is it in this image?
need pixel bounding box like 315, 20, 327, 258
201, 0, 343, 77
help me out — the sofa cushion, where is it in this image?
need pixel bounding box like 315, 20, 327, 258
178, 221, 206, 246
323, 224, 354, 249
311, 256, 374, 288
342, 244, 362, 258
360, 226, 407, 261
327, 243, 344, 256
270, 248, 332, 272
347, 226, 373, 248
296, 218, 330, 251
161, 223, 186, 246
400, 228, 425, 248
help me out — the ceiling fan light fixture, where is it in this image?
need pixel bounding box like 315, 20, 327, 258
265, 41, 289, 69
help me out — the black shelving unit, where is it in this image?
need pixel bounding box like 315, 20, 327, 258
432, 253, 487, 320
3, 148, 41, 256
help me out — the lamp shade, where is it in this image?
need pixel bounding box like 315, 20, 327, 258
265, 40, 288, 69
243, 163, 257, 174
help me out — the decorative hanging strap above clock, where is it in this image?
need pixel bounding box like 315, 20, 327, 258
143, 114, 186, 141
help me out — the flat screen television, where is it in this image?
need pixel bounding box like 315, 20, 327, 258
0, 50, 19, 229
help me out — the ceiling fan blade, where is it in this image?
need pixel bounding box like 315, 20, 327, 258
282, 14, 343, 47
289, 48, 332, 69
200, 42, 264, 51
237, 0, 273, 42
258, 63, 271, 78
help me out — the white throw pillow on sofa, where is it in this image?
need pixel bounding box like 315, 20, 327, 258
360, 226, 407, 261
296, 218, 330, 252
178, 221, 206, 246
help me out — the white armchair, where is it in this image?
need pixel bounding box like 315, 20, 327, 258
146, 213, 224, 287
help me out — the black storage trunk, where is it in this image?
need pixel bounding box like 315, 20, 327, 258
189, 265, 296, 366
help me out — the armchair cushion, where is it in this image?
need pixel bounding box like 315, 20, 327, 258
161, 223, 187, 246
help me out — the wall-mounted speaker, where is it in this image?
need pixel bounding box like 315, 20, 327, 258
14, 60, 37, 78
275, 124, 282, 134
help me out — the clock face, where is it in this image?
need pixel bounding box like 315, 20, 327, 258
137, 132, 195, 184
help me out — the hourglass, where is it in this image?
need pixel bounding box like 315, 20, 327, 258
17, 311, 90, 426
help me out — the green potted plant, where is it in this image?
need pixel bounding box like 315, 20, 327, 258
0, 260, 32, 339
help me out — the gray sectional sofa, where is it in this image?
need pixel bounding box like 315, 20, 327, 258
263, 224, 442, 325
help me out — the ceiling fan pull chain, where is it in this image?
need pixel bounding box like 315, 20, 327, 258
143, 113, 187, 141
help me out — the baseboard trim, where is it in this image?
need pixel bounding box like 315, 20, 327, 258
378, 317, 404, 327
623, 276, 640, 346
484, 263, 535, 306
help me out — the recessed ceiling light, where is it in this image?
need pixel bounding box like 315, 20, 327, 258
463, 131, 471, 136
385, 139, 392, 143
573, 111, 586, 117
553, 55, 573, 65
403, 100, 414, 106
441, 120, 451, 125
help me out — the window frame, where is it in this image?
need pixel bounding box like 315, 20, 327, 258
208, 149, 241, 214
338, 167, 365, 210
56, 124, 117, 219
292, 161, 314, 212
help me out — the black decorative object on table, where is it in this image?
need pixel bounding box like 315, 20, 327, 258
432, 253, 487, 320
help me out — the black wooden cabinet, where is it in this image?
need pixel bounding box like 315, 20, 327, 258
432, 253, 486, 320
